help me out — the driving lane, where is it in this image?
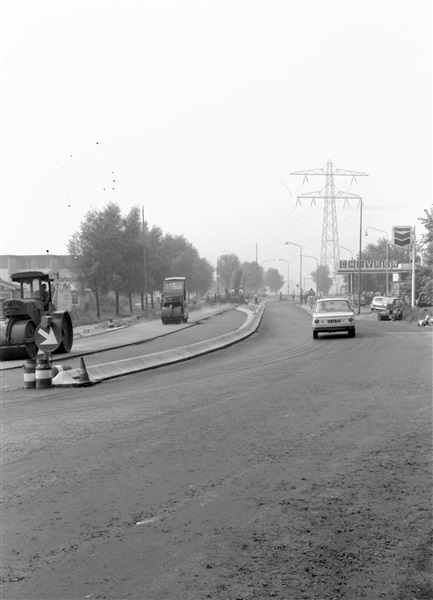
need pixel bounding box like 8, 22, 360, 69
2, 301, 432, 599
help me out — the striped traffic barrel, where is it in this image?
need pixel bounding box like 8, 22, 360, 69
23, 359, 36, 389
35, 357, 53, 389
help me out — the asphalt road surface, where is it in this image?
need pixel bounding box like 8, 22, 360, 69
2, 300, 432, 600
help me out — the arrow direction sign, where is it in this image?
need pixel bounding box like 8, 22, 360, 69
35, 323, 61, 352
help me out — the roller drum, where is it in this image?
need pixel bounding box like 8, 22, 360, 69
0, 319, 37, 361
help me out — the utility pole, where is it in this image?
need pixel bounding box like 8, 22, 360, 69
141, 205, 148, 318
291, 160, 368, 290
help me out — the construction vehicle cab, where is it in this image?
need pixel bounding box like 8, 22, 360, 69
161, 277, 189, 324
0, 270, 73, 360
227, 270, 246, 303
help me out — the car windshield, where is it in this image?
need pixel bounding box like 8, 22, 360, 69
316, 300, 351, 312
163, 281, 184, 292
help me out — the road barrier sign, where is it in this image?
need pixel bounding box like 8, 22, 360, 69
35, 322, 61, 353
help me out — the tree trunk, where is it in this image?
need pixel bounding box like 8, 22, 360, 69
115, 292, 120, 316
128, 292, 133, 314
95, 291, 100, 319
140, 293, 144, 311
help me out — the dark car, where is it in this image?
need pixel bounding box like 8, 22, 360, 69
377, 297, 408, 321
416, 293, 433, 308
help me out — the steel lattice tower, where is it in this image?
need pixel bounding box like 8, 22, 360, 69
291, 160, 368, 276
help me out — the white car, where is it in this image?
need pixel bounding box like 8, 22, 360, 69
370, 296, 385, 311
312, 297, 356, 339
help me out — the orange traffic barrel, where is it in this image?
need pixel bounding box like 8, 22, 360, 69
35, 357, 52, 389
23, 359, 36, 389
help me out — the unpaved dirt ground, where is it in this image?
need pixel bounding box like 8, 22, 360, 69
2, 301, 432, 599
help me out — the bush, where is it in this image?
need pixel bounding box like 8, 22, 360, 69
404, 306, 433, 324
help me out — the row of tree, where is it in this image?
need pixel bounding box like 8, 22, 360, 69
68, 202, 214, 318
216, 254, 284, 294
68, 202, 432, 317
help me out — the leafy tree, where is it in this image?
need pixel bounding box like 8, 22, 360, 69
193, 257, 214, 297
141, 223, 165, 310
217, 254, 241, 291
241, 261, 263, 292
99, 202, 126, 316
68, 204, 122, 318
264, 268, 284, 293
119, 206, 143, 313
311, 265, 333, 296
359, 237, 407, 295
417, 206, 433, 299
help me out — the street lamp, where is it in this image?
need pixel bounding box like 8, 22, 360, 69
340, 246, 353, 259
340, 246, 354, 297
302, 255, 318, 268
301, 255, 318, 294
285, 241, 302, 304
365, 227, 389, 296
278, 259, 290, 295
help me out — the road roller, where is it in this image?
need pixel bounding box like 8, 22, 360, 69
161, 277, 189, 325
0, 270, 73, 361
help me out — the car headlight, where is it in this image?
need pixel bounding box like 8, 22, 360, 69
314, 319, 320, 324
349, 318, 354, 322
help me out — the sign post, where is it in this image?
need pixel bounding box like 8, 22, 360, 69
392, 226, 415, 306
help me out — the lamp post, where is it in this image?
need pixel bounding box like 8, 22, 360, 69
357, 200, 363, 315
278, 259, 290, 295
302, 255, 318, 293
141, 205, 148, 318
340, 246, 353, 259
285, 241, 302, 304
365, 227, 389, 296
340, 246, 354, 297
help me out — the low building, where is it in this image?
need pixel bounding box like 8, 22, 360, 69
0, 254, 73, 283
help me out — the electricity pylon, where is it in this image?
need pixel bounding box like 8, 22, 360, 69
291, 159, 368, 278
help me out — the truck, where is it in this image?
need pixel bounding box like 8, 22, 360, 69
0, 270, 73, 360
160, 277, 189, 324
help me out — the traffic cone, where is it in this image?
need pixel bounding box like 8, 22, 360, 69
78, 357, 93, 386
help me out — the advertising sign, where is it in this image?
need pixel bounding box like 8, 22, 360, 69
392, 226, 412, 247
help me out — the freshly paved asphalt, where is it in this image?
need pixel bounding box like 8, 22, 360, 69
0, 302, 265, 387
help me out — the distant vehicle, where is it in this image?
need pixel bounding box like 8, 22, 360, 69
311, 297, 356, 339
226, 270, 247, 303
377, 297, 408, 321
370, 296, 386, 312
416, 293, 433, 308
161, 277, 189, 325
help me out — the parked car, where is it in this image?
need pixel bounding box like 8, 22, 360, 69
311, 297, 356, 339
416, 293, 433, 308
370, 296, 386, 311
377, 297, 408, 320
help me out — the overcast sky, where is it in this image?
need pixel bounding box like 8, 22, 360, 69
1, 0, 431, 287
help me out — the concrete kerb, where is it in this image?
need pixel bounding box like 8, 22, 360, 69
55, 303, 266, 385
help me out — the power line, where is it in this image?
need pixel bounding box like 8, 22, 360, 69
291, 159, 368, 273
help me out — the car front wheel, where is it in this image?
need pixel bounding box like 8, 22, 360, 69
313, 330, 318, 339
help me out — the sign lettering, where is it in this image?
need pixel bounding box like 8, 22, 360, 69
392, 225, 412, 247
